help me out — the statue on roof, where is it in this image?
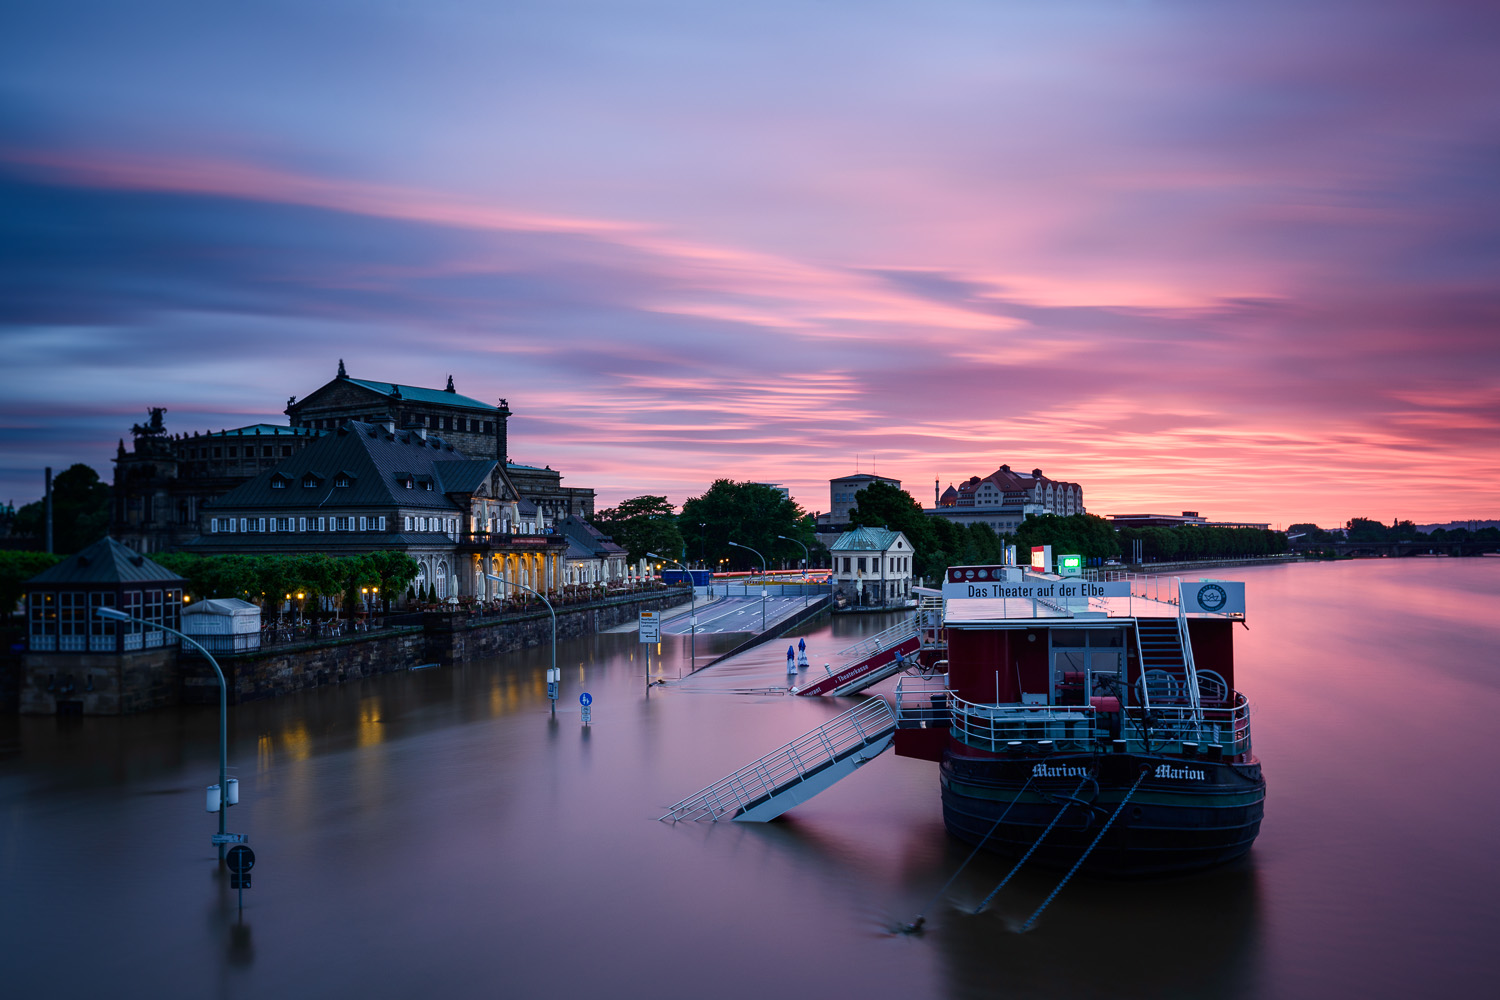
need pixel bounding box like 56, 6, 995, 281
446, 375, 455, 392
337, 359, 347, 378
131, 407, 168, 438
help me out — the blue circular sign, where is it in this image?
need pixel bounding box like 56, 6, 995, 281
579, 692, 593, 707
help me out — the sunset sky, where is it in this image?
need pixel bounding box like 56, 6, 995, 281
2, 1, 1496, 527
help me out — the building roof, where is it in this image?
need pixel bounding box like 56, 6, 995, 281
27, 536, 187, 586
830, 473, 901, 485
830, 526, 907, 552
201, 424, 321, 438
208, 421, 496, 513
182, 598, 260, 617
556, 515, 627, 557
345, 378, 496, 413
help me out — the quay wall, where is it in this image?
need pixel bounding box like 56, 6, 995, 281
181, 590, 684, 706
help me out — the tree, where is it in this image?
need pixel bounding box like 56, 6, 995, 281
360, 551, 421, 613
589, 496, 684, 564
1015, 514, 1122, 564
0, 551, 62, 617
847, 481, 940, 571
12, 464, 111, 554
680, 480, 808, 570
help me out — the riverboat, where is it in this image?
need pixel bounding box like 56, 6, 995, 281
892, 566, 1264, 877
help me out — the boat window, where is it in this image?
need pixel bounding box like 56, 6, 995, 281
1093, 628, 1125, 647
1051, 629, 1087, 647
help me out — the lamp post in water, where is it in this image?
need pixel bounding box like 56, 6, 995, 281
486, 573, 556, 698
727, 540, 767, 631
94, 605, 234, 864
648, 552, 696, 671
776, 534, 811, 607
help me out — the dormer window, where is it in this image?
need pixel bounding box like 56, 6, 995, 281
270, 478, 286, 489
302, 475, 320, 489
335, 476, 350, 488
423, 481, 432, 491
404, 478, 413, 489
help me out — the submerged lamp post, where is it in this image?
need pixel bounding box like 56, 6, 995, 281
776, 535, 811, 607
94, 605, 234, 863
647, 552, 696, 671
487, 573, 556, 706
727, 540, 767, 631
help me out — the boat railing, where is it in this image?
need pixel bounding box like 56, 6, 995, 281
948, 694, 1098, 752
1125, 691, 1252, 757
893, 673, 950, 727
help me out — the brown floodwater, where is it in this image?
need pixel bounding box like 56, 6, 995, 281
2, 558, 1497, 999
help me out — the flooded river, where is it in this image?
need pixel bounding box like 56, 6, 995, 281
3, 558, 1498, 998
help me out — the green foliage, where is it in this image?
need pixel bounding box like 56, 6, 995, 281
12, 464, 111, 554
1288, 522, 1334, 542
589, 495, 684, 564
680, 480, 809, 570
1015, 514, 1122, 564
1116, 524, 1288, 561
1346, 517, 1422, 542
0, 551, 63, 616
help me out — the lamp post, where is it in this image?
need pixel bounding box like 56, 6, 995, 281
727, 540, 767, 631
698, 523, 706, 568
648, 552, 695, 671
486, 573, 555, 705
776, 534, 810, 607
95, 606, 233, 864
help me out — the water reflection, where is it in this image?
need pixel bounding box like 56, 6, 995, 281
2, 565, 1497, 999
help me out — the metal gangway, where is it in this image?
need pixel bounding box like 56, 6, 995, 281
795, 618, 922, 697
659, 700, 897, 823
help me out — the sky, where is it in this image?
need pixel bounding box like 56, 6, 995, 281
1, 0, 1497, 527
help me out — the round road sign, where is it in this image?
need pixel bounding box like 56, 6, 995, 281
226, 844, 256, 874
580, 692, 593, 707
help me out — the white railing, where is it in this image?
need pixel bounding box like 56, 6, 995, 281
836, 618, 918, 665
894, 673, 950, 727
660, 699, 898, 822
1125, 692, 1253, 757
949, 694, 1098, 751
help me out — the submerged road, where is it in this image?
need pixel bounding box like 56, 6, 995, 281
661, 595, 808, 634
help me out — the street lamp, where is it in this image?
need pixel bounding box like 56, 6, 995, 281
698, 522, 706, 568
648, 551, 696, 671
727, 540, 767, 631
776, 534, 810, 607
95, 605, 235, 863
486, 573, 556, 711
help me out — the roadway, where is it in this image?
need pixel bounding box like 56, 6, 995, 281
661, 596, 811, 635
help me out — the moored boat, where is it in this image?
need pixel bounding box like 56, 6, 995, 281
893, 565, 1265, 877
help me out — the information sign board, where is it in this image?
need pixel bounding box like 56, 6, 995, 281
638, 611, 661, 643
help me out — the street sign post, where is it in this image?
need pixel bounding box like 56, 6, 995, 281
226, 845, 255, 907
638, 611, 660, 643
580, 691, 593, 725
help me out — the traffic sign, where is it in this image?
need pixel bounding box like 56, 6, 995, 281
226, 845, 256, 874
579, 692, 593, 707
638, 611, 660, 643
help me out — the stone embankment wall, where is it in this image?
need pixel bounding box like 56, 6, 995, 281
181, 590, 684, 705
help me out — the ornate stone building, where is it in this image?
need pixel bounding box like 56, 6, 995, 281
927, 465, 1085, 534
189, 419, 567, 601
111, 361, 594, 553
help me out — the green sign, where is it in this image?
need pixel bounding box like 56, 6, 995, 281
1056, 554, 1083, 576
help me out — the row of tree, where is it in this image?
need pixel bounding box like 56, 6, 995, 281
148, 551, 421, 620
590, 481, 822, 571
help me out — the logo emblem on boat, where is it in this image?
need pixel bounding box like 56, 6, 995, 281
1198, 583, 1227, 611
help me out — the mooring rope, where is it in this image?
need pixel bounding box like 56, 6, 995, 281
900, 774, 1037, 932
1020, 765, 1151, 932
973, 774, 1091, 915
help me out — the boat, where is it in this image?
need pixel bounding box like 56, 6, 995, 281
892, 564, 1264, 877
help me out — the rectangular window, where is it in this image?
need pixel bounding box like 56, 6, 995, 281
298, 517, 307, 532
378, 516, 386, 531
210, 519, 218, 533
282, 446, 292, 457
228, 446, 238, 458
483, 421, 493, 433
359, 516, 367, 531
258, 518, 266, 532
29, 591, 57, 650
58, 591, 87, 651
213, 447, 222, 458
858, 557, 867, 573
317, 517, 325, 532
271, 480, 285, 488
404, 516, 412, 531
